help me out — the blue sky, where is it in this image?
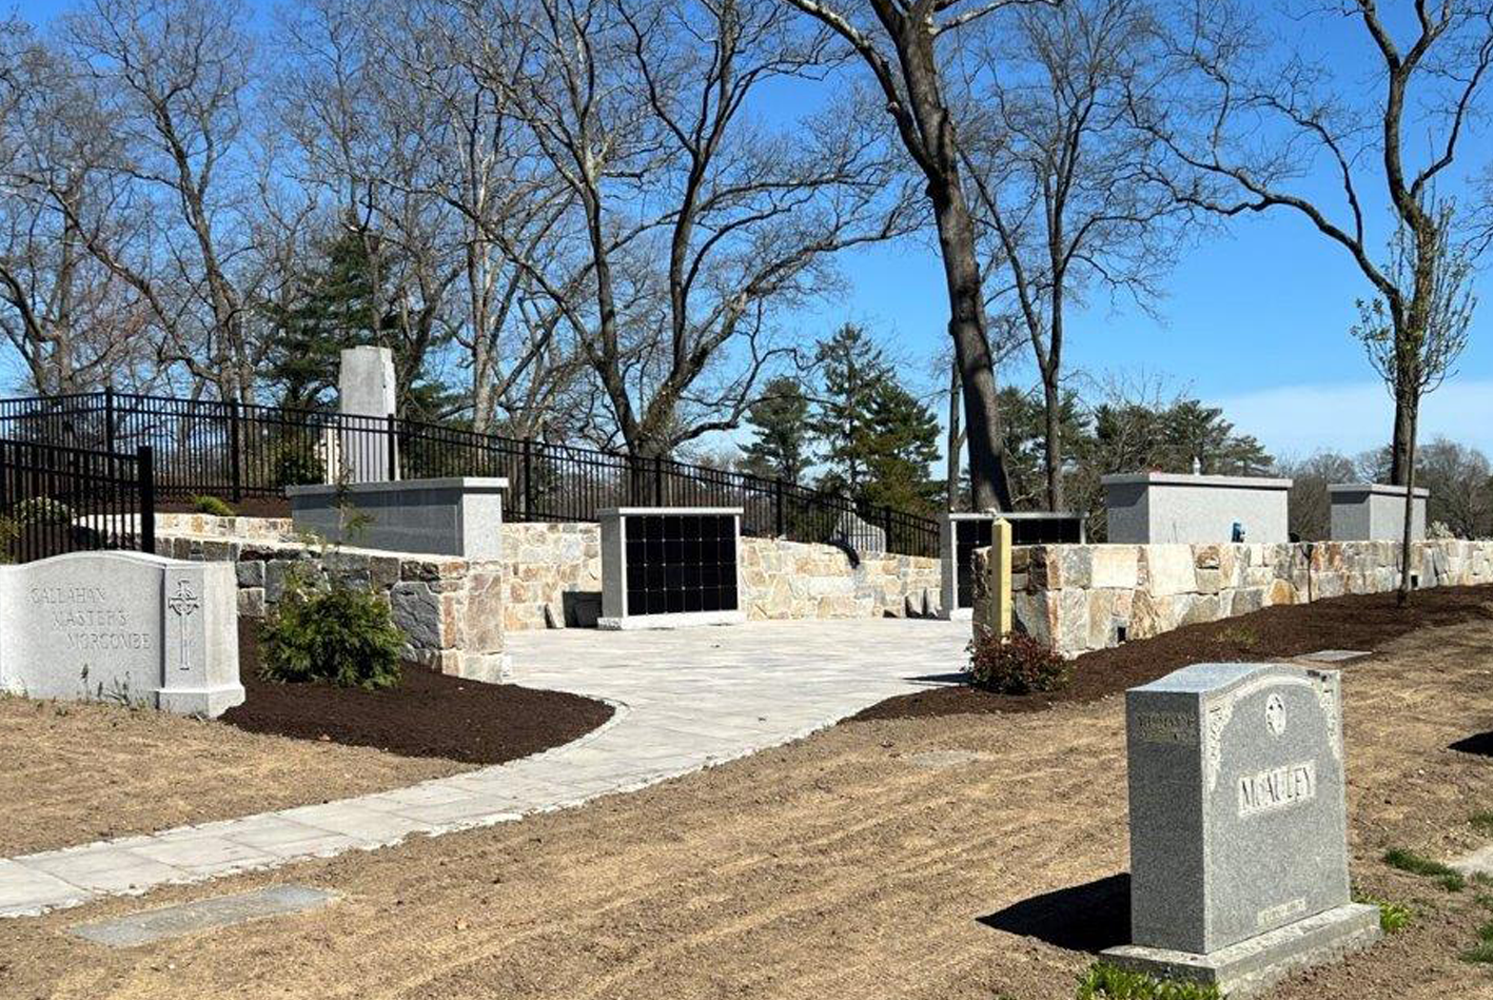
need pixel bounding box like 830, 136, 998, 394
10, 0, 1493, 461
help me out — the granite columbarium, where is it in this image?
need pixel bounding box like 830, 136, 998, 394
1101, 662, 1380, 995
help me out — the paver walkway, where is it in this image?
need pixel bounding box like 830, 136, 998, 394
0, 618, 969, 919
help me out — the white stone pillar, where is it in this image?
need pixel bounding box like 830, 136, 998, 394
338, 346, 397, 484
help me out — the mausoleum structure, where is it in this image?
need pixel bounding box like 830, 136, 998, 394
0, 551, 242, 716
1329, 483, 1428, 542
1103, 472, 1292, 544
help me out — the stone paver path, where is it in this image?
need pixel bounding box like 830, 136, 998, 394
0, 618, 968, 919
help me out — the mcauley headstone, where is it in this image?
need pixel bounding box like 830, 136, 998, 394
1101, 662, 1380, 996
0, 551, 242, 717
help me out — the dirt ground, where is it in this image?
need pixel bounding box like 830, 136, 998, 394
0, 694, 470, 857
4, 613, 1492, 998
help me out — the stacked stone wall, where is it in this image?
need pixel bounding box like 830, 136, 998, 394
973, 540, 1493, 657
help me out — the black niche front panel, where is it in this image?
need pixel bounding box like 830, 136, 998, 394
624, 514, 738, 616
954, 518, 994, 609
1008, 515, 1084, 545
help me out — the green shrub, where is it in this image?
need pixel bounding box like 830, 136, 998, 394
271, 441, 325, 488
260, 573, 404, 690
1383, 847, 1466, 891
1075, 963, 1220, 1000
191, 494, 237, 517
12, 496, 73, 525
0, 516, 16, 564
967, 630, 1069, 695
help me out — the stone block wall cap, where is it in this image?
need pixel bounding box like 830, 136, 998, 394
1101, 472, 1293, 490
285, 477, 510, 497
943, 510, 1085, 521
1128, 660, 1318, 696
1328, 482, 1430, 498
599, 506, 745, 516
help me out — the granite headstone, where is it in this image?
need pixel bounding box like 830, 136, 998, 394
1102, 662, 1380, 995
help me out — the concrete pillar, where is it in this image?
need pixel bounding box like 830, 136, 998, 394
338, 346, 397, 483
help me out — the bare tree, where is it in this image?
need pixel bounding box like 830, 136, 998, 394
1136, 0, 1493, 487
62, 0, 267, 402
472, 0, 908, 459
964, 0, 1179, 510
778, 0, 1057, 510
1353, 202, 1475, 602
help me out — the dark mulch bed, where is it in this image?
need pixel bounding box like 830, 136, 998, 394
853, 584, 1493, 722
221, 624, 614, 765
157, 496, 292, 519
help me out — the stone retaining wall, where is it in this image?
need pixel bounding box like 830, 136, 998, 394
973, 539, 1493, 657
157, 515, 944, 633
739, 538, 941, 620
154, 531, 505, 682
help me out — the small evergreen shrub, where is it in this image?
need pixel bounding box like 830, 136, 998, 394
191, 494, 236, 517
12, 496, 73, 525
1075, 962, 1221, 1000
967, 629, 1069, 695
260, 573, 404, 690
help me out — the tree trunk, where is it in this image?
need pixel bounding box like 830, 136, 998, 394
1042, 368, 1063, 511
1390, 399, 1412, 486
1397, 402, 1419, 605
946, 357, 964, 511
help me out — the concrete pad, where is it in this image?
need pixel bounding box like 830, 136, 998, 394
1296, 650, 1372, 663
1102, 902, 1381, 998
68, 885, 338, 947
18, 848, 183, 894
1449, 844, 1493, 877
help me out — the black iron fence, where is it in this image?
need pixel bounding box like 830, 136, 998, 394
0, 391, 940, 557
0, 437, 156, 564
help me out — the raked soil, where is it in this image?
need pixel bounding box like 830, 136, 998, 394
4, 611, 1492, 998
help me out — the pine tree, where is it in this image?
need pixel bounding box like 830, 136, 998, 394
809, 324, 890, 497
740, 375, 811, 482
861, 379, 942, 514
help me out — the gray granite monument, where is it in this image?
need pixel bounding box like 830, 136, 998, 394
0, 551, 242, 717
1101, 662, 1380, 995
288, 477, 508, 560
1102, 472, 1292, 544
338, 345, 397, 484
1329, 483, 1428, 541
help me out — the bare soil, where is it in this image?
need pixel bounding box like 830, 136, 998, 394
155, 496, 290, 518
0, 627, 613, 857
856, 584, 1493, 721
4, 607, 1492, 999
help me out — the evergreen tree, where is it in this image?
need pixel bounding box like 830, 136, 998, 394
809, 324, 890, 497
740, 375, 812, 482
861, 379, 941, 514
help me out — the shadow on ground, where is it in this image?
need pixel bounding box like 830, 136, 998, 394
978, 873, 1130, 953
1449, 731, 1493, 757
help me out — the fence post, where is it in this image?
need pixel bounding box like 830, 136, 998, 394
229, 401, 242, 502
883, 505, 894, 552
104, 386, 116, 454
386, 413, 398, 482
522, 438, 535, 516
654, 455, 665, 506
774, 479, 785, 538
138, 445, 156, 555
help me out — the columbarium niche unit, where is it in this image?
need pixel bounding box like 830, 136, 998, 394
1102, 662, 1380, 996
1102, 472, 1292, 544
0, 551, 242, 717
939, 511, 1086, 619
599, 507, 744, 629
287, 477, 507, 559
1329, 483, 1427, 541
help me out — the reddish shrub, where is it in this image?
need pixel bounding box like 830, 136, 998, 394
966, 629, 1069, 694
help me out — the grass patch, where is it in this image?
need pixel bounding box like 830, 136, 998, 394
1384, 847, 1467, 891
1461, 941, 1493, 964
1075, 963, 1221, 1000
1213, 624, 1258, 648
1471, 811, 1493, 836
1353, 891, 1413, 934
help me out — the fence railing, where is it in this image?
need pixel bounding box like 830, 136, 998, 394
0, 391, 940, 558
0, 437, 156, 564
